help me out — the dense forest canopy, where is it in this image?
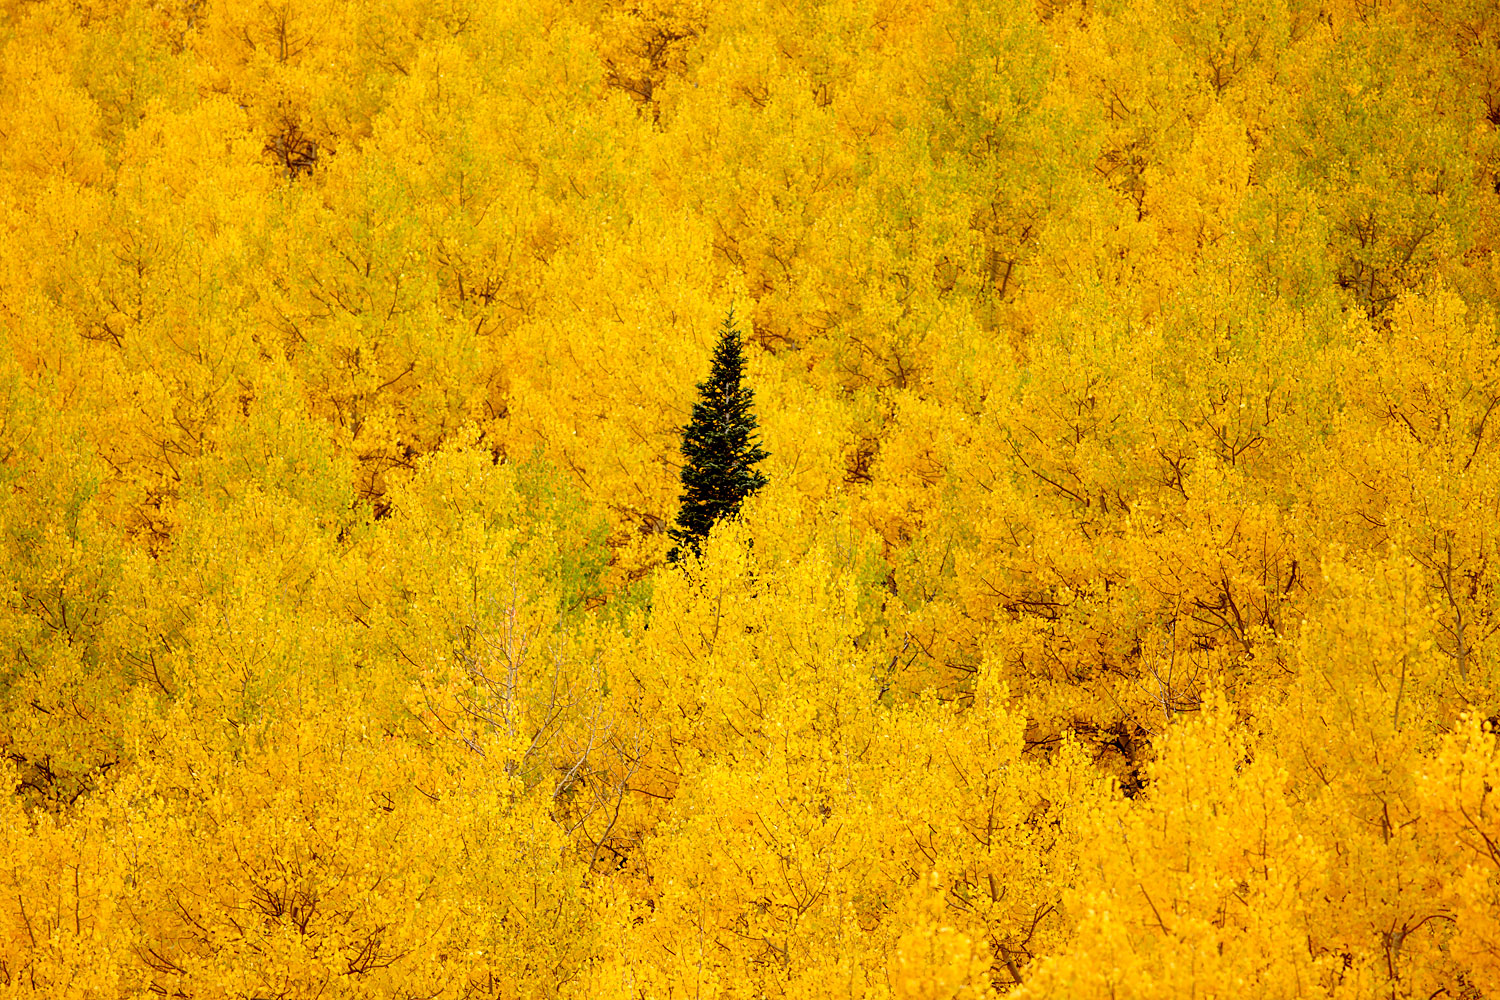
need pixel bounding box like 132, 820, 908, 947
1, 0, 1499, 995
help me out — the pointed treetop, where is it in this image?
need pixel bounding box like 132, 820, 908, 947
668, 308, 769, 562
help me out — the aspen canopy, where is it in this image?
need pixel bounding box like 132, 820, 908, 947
1, 0, 1499, 996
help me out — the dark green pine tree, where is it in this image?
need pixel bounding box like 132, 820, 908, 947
668, 308, 768, 562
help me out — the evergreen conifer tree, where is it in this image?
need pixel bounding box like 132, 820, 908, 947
668, 308, 768, 561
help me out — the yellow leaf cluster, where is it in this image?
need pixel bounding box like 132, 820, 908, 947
2, 0, 1500, 995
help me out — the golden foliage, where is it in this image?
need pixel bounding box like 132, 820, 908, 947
1, 0, 1499, 994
